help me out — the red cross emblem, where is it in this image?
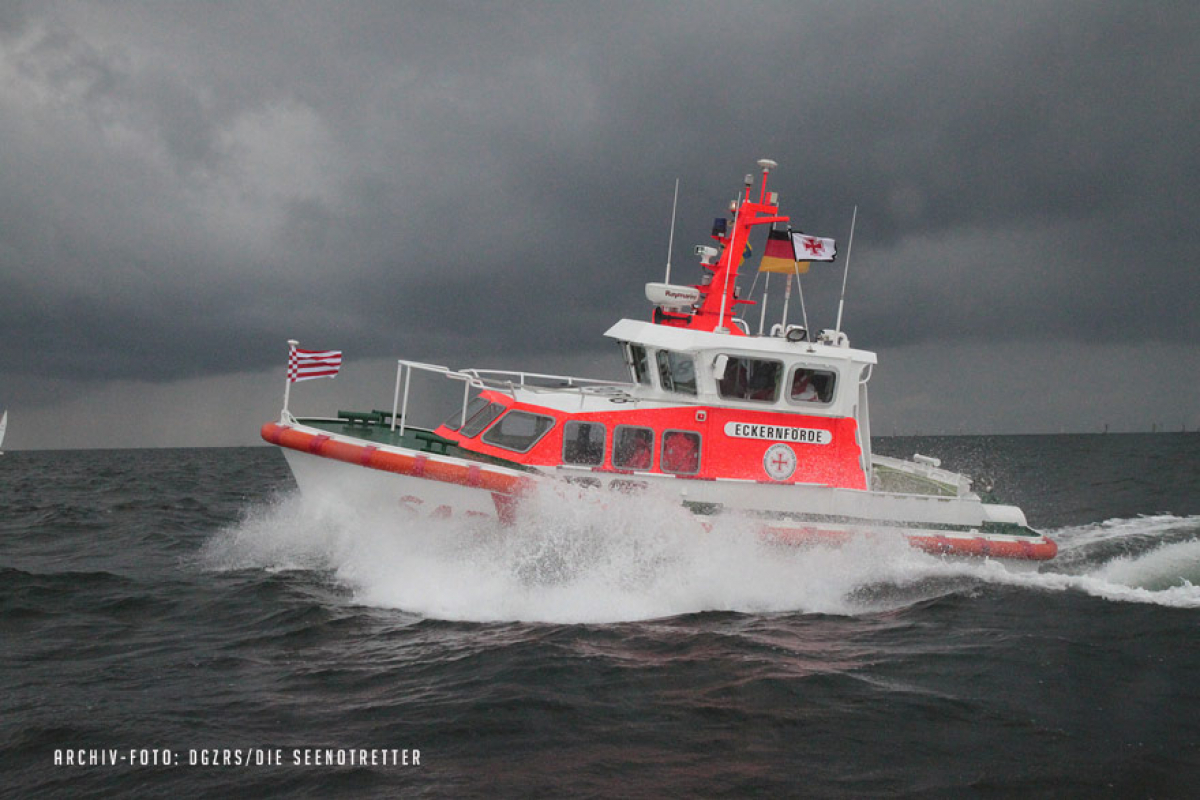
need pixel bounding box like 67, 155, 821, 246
801, 237, 824, 256
763, 443, 797, 481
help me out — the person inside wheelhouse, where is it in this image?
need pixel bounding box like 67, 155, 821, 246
717, 356, 781, 402
790, 368, 836, 403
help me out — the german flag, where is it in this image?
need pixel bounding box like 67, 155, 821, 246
759, 228, 808, 274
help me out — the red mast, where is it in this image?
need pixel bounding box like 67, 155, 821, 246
660, 160, 788, 335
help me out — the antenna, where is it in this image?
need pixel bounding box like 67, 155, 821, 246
663, 178, 680, 284
756, 159, 777, 202
834, 205, 858, 335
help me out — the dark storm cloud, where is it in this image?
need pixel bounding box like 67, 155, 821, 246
2, 1, 1197, 398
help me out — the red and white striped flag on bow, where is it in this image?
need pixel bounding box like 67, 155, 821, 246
288, 346, 342, 382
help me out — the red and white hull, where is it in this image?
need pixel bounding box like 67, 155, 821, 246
264, 421, 1057, 563
265, 421, 528, 524
264, 160, 1057, 566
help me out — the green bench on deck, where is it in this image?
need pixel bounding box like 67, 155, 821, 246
337, 410, 385, 426
335, 409, 454, 454
413, 431, 455, 455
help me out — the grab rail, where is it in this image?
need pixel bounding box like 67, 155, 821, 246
391, 361, 478, 436
462, 368, 624, 389
391, 360, 631, 436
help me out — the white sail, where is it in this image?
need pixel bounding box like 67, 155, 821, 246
0, 409, 6, 453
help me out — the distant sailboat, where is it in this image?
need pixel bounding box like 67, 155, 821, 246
0, 409, 6, 454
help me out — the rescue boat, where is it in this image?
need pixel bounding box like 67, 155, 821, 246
263, 161, 1057, 563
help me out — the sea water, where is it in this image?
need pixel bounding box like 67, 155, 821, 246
2, 434, 1198, 796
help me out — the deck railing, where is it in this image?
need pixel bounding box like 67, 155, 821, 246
391, 360, 631, 436
462, 368, 623, 390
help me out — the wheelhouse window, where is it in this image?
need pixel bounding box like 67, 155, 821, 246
789, 367, 837, 404
716, 356, 783, 402
661, 430, 701, 475
625, 343, 651, 386
459, 401, 506, 437
443, 396, 487, 431
656, 350, 697, 396
562, 421, 606, 466
481, 410, 554, 453
612, 426, 654, 470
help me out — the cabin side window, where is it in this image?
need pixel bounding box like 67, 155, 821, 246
655, 350, 697, 396
460, 401, 506, 437
789, 367, 837, 404
716, 356, 783, 403
443, 396, 490, 431
446, 398, 506, 436
661, 430, 701, 475
562, 421, 606, 466
612, 426, 654, 470
625, 343, 651, 386
481, 410, 555, 452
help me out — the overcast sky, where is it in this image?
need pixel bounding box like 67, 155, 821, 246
2, 1, 1197, 449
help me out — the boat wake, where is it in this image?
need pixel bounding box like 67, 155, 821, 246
204, 487, 1200, 622
1007, 515, 1200, 607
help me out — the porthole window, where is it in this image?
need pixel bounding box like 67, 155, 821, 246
612, 426, 654, 470
661, 430, 701, 475
562, 421, 606, 466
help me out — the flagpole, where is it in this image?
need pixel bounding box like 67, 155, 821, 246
783, 225, 810, 336
758, 272, 771, 335
834, 205, 857, 335
795, 265, 810, 334
781, 274, 792, 331
281, 339, 298, 421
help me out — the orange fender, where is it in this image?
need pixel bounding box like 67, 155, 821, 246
261, 422, 533, 497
